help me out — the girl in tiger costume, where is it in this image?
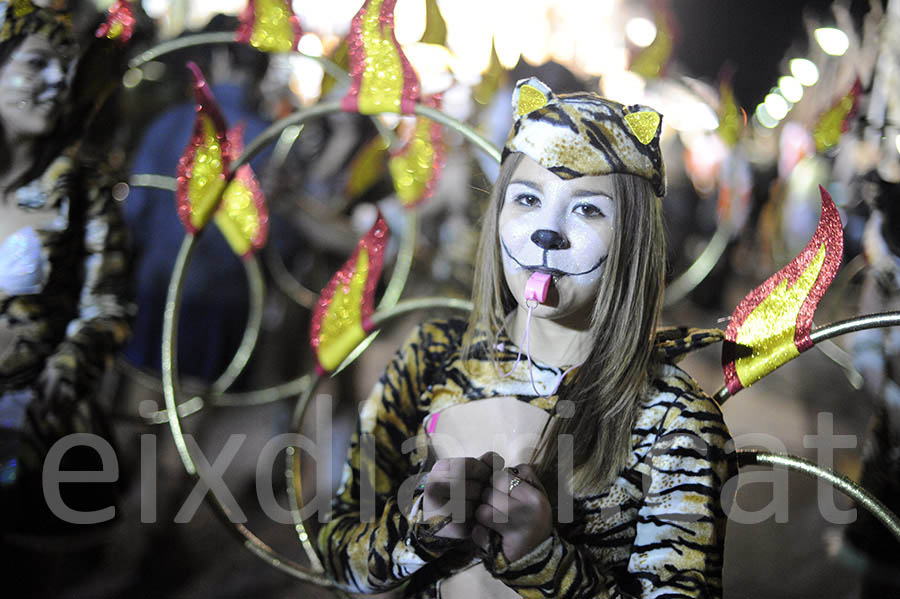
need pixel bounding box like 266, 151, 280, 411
0, 3, 132, 530
317, 78, 736, 598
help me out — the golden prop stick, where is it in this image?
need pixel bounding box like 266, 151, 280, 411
737, 450, 900, 543
127, 31, 348, 82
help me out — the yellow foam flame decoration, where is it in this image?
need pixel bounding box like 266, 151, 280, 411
346, 137, 389, 200
316, 249, 370, 372
734, 244, 826, 387
247, 0, 299, 52
106, 21, 123, 39
215, 175, 261, 257
420, 0, 447, 45
629, 11, 673, 79
322, 39, 349, 98
814, 80, 860, 153
716, 81, 742, 147
389, 119, 438, 206
188, 116, 227, 230
358, 0, 407, 114
473, 41, 503, 105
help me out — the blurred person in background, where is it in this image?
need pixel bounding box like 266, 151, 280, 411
844, 172, 900, 595
0, 1, 132, 532
121, 13, 275, 387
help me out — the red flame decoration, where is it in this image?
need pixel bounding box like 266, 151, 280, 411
628, 0, 678, 79
839, 78, 862, 134
722, 186, 843, 394
175, 62, 231, 234
341, 0, 421, 115
390, 94, 445, 208
229, 165, 268, 256
219, 123, 269, 257
95, 0, 136, 45
310, 214, 389, 374
235, 0, 303, 52
813, 78, 861, 152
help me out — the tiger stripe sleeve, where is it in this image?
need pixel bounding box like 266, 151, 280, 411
316, 323, 456, 593
45, 176, 134, 398
625, 387, 733, 598
486, 378, 734, 598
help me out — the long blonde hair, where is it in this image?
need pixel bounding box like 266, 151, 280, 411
465, 152, 666, 495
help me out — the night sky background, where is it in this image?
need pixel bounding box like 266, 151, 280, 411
670, 0, 881, 108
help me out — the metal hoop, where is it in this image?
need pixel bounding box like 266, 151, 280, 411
158, 90, 497, 581
736, 450, 900, 544
286, 297, 473, 572
664, 226, 730, 307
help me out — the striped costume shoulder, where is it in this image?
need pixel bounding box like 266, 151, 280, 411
636, 362, 731, 459
400, 317, 469, 382
414, 316, 468, 357
653, 326, 724, 364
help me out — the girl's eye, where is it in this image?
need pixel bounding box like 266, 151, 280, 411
16, 55, 48, 70
514, 193, 540, 208
574, 203, 604, 218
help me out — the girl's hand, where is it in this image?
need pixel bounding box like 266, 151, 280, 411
28, 363, 77, 438
423, 452, 503, 539
472, 464, 553, 562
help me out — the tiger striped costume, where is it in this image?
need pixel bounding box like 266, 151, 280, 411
0, 152, 132, 396
317, 317, 735, 598
0, 149, 132, 503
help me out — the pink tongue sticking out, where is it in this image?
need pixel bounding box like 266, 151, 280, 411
524, 271, 552, 304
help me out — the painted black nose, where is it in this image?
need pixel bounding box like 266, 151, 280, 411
531, 229, 567, 250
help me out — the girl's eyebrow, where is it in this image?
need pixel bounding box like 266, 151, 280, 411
11, 49, 58, 62
13, 48, 55, 56
508, 180, 541, 192
572, 189, 613, 200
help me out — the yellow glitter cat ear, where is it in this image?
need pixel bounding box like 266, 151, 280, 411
624, 110, 661, 145
513, 77, 554, 117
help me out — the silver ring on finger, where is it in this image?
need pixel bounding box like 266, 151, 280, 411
507, 476, 522, 495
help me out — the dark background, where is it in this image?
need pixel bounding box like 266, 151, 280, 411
671, 0, 882, 107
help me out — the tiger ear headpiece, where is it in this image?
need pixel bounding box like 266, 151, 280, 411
503, 77, 666, 198
0, 0, 75, 54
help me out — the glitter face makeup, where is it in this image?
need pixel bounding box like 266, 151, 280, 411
499, 154, 616, 321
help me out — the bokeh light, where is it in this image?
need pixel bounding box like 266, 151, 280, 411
755, 102, 779, 129
625, 17, 657, 48
764, 92, 789, 120
394, 0, 427, 46
297, 33, 323, 57
778, 76, 803, 103
789, 58, 819, 86
814, 27, 849, 56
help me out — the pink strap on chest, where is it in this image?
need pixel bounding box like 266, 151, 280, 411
427, 412, 439, 433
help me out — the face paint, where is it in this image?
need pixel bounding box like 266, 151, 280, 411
0, 35, 70, 139
6, 74, 27, 89
498, 155, 616, 322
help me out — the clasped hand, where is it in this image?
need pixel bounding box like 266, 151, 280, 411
421, 452, 553, 563
27, 363, 78, 438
